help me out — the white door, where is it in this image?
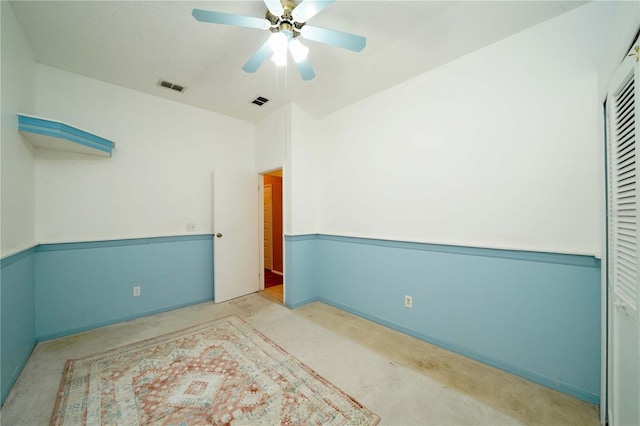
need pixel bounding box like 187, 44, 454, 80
607, 45, 639, 426
213, 169, 260, 303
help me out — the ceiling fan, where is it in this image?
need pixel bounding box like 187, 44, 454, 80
192, 0, 366, 81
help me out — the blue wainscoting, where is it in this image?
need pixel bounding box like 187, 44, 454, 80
1, 247, 37, 404
284, 234, 601, 404
35, 235, 214, 340
1, 235, 214, 404
284, 235, 318, 308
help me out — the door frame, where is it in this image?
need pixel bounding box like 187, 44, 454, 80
259, 167, 285, 301
603, 100, 609, 426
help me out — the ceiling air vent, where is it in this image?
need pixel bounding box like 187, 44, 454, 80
157, 79, 186, 93
251, 96, 269, 106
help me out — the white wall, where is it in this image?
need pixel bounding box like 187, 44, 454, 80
1, 2, 36, 257
254, 103, 320, 235
313, 2, 615, 256
255, 105, 293, 236
597, 1, 640, 101
288, 104, 319, 235
35, 65, 255, 243
255, 106, 287, 174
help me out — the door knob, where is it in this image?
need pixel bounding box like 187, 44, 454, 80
216, 233, 223, 238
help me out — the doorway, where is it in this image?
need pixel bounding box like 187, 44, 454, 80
262, 170, 284, 303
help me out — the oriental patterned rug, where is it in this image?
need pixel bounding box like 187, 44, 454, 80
51, 315, 380, 425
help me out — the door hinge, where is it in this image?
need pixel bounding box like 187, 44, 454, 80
629, 46, 639, 62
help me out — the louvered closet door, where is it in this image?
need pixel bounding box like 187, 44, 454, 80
607, 46, 639, 426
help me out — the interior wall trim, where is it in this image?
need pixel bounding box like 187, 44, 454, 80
0, 246, 37, 267
285, 234, 600, 268
37, 234, 213, 252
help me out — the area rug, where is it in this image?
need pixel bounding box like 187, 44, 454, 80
51, 315, 380, 425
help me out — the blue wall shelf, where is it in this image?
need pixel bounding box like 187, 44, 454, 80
17, 114, 115, 157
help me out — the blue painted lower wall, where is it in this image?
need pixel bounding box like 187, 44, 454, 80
284, 235, 318, 308
2, 233, 601, 406
1, 235, 214, 404
285, 234, 601, 404
1, 247, 37, 405
35, 235, 214, 340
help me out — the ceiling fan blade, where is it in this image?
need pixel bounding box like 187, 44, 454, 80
242, 39, 274, 73
294, 57, 316, 81
192, 9, 270, 30
263, 0, 284, 16
300, 25, 366, 52
291, 0, 335, 23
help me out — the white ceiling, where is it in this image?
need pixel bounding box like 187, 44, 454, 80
11, 0, 585, 123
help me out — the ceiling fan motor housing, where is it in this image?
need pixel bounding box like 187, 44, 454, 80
266, 0, 303, 37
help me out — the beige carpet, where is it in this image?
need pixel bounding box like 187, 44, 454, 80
3, 293, 597, 425
51, 315, 379, 425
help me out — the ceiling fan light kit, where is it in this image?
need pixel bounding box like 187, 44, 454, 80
289, 39, 309, 63
192, 0, 366, 81
269, 32, 291, 66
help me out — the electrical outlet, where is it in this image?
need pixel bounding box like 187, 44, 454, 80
404, 295, 413, 308
186, 223, 197, 232
133, 286, 141, 297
